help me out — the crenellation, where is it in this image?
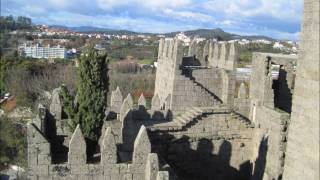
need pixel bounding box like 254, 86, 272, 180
138, 93, 147, 108
132, 126, 151, 164
28, 112, 171, 180
158, 39, 164, 60
111, 86, 124, 114
68, 125, 87, 165
213, 42, 220, 67
188, 38, 197, 57
120, 96, 132, 122
226, 42, 239, 71
125, 93, 134, 108
101, 127, 117, 164
151, 94, 161, 110
219, 42, 227, 69
50, 87, 62, 120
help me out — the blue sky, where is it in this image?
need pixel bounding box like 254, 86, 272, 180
1, 0, 303, 40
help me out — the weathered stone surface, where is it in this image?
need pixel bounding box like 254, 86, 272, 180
226, 42, 238, 71
50, 88, 62, 120
151, 94, 161, 110
188, 38, 197, 56
132, 126, 151, 164
283, 0, 320, 180
158, 39, 165, 59
156, 171, 169, 180
138, 93, 147, 107
33, 104, 47, 134
213, 43, 219, 67
202, 41, 210, 66
101, 127, 117, 164
145, 153, 159, 180
238, 83, 247, 99
68, 125, 86, 165
28, 123, 51, 167
120, 98, 132, 122
219, 42, 227, 69
111, 86, 123, 113
125, 93, 134, 108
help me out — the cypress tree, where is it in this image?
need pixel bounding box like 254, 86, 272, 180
72, 46, 109, 141
59, 84, 77, 130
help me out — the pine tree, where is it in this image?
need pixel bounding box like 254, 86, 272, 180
69, 46, 109, 141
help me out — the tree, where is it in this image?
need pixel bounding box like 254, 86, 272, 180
0, 116, 27, 167
60, 84, 76, 127
70, 47, 109, 141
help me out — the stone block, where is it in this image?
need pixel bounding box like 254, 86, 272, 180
132, 173, 144, 180
104, 164, 120, 175
78, 175, 93, 180
33, 165, 49, 176
88, 164, 103, 175
121, 173, 133, 180
38, 176, 53, 180
110, 173, 120, 180
119, 164, 129, 174
37, 143, 50, 154
38, 154, 51, 165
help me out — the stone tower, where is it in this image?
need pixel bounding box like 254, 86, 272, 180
154, 39, 183, 110
283, 0, 319, 179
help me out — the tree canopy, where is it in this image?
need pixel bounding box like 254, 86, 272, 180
64, 47, 109, 141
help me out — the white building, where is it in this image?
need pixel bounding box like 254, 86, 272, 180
20, 43, 66, 59
273, 42, 285, 49
175, 32, 191, 46
253, 39, 272, 44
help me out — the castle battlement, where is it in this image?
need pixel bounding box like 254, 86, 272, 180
157, 39, 183, 65
27, 102, 171, 180
207, 41, 239, 71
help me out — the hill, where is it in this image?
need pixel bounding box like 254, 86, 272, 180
49, 25, 274, 41
164, 28, 274, 41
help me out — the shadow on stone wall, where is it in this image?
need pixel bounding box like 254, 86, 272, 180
150, 133, 253, 180
46, 111, 69, 164
252, 137, 269, 180
273, 68, 292, 113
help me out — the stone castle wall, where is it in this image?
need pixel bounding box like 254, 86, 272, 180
150, 112, 254, 180
283, 0, 320, 179
27, 102, 171, 180
27, 2, 320, 178
154, 39, 183, 110
250, 106, 290, 180
155, 39, 239, 115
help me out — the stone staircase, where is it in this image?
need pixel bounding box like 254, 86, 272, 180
173, 107, 204, 127
149, 105, 231, 132
229, 112, 253, 127
192, 79, 222, 105
178, 75, 222, 107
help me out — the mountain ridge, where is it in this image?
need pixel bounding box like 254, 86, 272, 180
49, 25, 275, 41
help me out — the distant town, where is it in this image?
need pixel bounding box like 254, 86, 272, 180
13, 24, 299, 60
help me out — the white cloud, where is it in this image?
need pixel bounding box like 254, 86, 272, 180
1, 0, 303, 40
203, 0, 303, 22
163, 9, 213, 22
97, 0, 191, 11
